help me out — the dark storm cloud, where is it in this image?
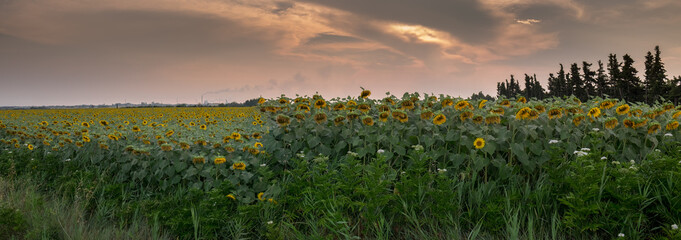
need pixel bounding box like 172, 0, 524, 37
296, 0, 501, 43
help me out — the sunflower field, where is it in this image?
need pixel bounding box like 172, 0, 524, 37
0, 107, 279, 203
2, 92, 681, 239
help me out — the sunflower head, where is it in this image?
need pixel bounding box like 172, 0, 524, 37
600, 100, 616, 109
400, 100, 415, 110
314, 112, 328, 124
485, 114, 501, 125
666, 120, 679, 130
472, 115, 483, 124
360, 90, 371, 99
161, 144, 173, 151
474, 138, 485, 149
231, 132, 241, 140
548, 108, 563, 119
362, 116, 375, 126
358, 104, 371, 113
515, 107, 531, 120
192, 156, 205, 164
379, 112, 389, 122
455, 100, 469, 110
433, 114, 446, 125
572, 115, 585, 126
648, 123, 661, 134
214, 156, 226, 165
333, 103, 346, 111
314, 99, 327, 109
334, 116, 346, 126
232, 162, 246, 170
587, 107, 601, 118
276, 114, 291, 127
420, 110, 434, 120
604, 117, 619, 129
459, 111, 473, 121
516, 97, 527, 104
441, 99, 454, 107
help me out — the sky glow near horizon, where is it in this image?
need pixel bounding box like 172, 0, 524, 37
1, 0, 681, 106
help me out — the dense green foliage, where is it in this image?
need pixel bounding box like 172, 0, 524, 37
2, 92, 681, 239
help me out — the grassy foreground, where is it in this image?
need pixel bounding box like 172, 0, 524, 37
0, 176, 170, 239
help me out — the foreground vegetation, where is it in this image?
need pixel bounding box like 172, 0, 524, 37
2, 92, 681, 239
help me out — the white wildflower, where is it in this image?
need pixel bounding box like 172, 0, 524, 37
411, 144, 424, 151
655, 149, 661, 152
377, 149, 385, 154
630, 160, 635, 165
347, 151, 359, 157
592, 128, 600, 131
296, 152, 305, 158
437, 168, 447, 173
573, 150, 588, 157
618, 233, 625, 237
665, 133, 673, 137
612, 161, 621, 165
581, 148, 591, 152
549, 139, 560, 144
601, 156, 607, 160
260, 163, 267, 167
267, 221, 273, 225
64, 158, 71, 162
672, 224, 678, 230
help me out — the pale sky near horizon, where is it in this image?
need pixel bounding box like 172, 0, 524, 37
1, 0, 681, 106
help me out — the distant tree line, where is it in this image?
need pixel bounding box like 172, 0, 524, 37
218, 98, 260, 107
496, 46, 681, 104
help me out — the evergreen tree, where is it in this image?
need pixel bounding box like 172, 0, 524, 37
607, 54, 623, 99
669, 76, 681, 104
523, 74, 545, 99
621, 54, 644, 102
582, 61, 596, 100
547, 73, 559, 97
496, 82, 506, 99
595, 60, 609, 98
653, 46, 669, 101
569, 63, 586, 100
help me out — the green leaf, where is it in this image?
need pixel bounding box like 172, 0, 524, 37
307, 136, 321, 148
335, 140, 347, 153
174, 161, 188, 173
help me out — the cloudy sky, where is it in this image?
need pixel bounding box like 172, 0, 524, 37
1, 0, 681, 106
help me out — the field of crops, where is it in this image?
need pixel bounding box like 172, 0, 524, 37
2, 91, 681, 239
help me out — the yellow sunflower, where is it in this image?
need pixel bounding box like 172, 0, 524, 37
587, 107, 601, 118
614, 104, 630, 115
232, 162, 246, 170
433, 114, 446, 125
362, 116, 375, 126
604, 117, 618, 129
214, 156, 226, 165
474, 138, 485, 149
360, 89, 371, 98
455, 100, 469, 110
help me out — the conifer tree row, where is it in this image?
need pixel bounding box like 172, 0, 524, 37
495, 45, 680, 104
